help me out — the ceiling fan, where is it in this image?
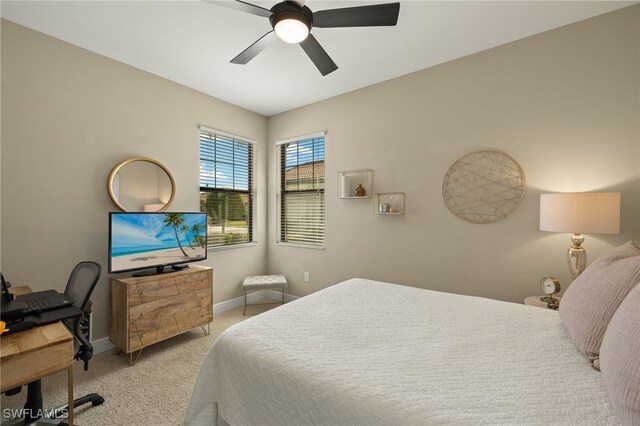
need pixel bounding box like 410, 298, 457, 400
207, 0, 401, 76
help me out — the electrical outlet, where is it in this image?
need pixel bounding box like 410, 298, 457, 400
304, 272, 310, 282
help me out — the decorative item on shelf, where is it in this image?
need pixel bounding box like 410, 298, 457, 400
539, 277, 561, 310
442, 150, 526, 224
539, 192, 621, 280
374, 193, 405, 215
337, 169, 373, 199
389, 194, 401, 213
339, 174, 352, 198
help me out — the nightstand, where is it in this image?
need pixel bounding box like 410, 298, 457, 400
524, 296, 561, 310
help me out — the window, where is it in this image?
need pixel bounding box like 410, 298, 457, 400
277, 134, 325, 247
199, 128, 254, 248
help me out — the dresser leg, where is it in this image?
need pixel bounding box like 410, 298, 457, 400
200, 324, 210, 336
128, 349, 144, 366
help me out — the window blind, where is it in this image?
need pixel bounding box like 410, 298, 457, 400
199, 130, 254, 248
279, 136, 325, 246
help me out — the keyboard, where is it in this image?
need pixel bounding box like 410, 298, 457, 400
23, 296, 52, 312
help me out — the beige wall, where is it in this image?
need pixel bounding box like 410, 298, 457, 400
0, 20, 268, 340
267, 6, 640, 302
1, 6, 639, 341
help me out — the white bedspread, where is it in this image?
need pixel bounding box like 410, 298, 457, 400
185, 279, 618, 425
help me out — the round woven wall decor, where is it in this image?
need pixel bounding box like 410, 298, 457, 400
442, 150, 526, 224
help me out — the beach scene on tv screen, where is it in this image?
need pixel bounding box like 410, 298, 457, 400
111, 213, 206, 272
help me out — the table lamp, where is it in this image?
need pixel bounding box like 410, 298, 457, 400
540, 192, 620, 280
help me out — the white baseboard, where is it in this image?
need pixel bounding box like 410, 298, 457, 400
92, 336, 116, 354
92, 291, 300, 354
265, 289, 299, 303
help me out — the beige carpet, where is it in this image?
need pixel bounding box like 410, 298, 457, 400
1, 301, 277, 425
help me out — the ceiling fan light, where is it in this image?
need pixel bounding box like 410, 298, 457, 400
274, 18, 309, 43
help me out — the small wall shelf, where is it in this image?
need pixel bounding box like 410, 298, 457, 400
374, 192, 405, 215
337, 169, 373, 199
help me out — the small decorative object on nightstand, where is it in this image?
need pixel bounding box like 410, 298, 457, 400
524, 296, 562, 310
524, 277, 562, 310
539, 276, 561, 309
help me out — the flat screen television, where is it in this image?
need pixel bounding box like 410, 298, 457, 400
109, 212, 208, 276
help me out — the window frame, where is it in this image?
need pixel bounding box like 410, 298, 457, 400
199, 126, 257, 251
275, 131, 326, 249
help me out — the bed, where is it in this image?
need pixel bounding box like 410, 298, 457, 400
185, 278, 619, 425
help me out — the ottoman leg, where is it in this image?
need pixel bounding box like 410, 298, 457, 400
281, 289, 285, 305
243, 289, 247, 316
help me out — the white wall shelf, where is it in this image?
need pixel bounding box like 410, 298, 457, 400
374, 192, 405, 215
337, 169, 373, 199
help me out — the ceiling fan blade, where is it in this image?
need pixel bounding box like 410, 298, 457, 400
300, 34, 338, 76
231, 31, 278, 64
313, 3, 400, 28
204, 0, 272, 18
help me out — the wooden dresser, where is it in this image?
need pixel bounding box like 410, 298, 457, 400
109, 265, 212, 365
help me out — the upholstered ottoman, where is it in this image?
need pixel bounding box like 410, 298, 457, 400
242, 275, 288, 315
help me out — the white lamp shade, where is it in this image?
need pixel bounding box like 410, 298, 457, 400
540, 192, 620, 234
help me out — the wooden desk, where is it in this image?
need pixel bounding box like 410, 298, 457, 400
1, 286, 75, 425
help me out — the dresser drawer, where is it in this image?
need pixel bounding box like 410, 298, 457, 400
127, 270, 210, 306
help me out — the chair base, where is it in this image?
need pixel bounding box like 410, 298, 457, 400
47, 393, 105, 422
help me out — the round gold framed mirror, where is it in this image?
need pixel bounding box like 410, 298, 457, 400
108, 157, 176, 212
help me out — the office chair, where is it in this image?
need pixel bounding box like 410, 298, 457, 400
48, 261, 106, 419
5, 261, 105, 424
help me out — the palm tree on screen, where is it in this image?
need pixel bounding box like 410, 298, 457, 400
194, 235, 206, 249
181, 224, 195, 249
191, 223, 206, 249
163, 213, 189, 257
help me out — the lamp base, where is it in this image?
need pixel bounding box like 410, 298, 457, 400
568, 233, 587, 281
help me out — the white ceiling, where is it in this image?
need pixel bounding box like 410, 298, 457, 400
1, 1, 634, 116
